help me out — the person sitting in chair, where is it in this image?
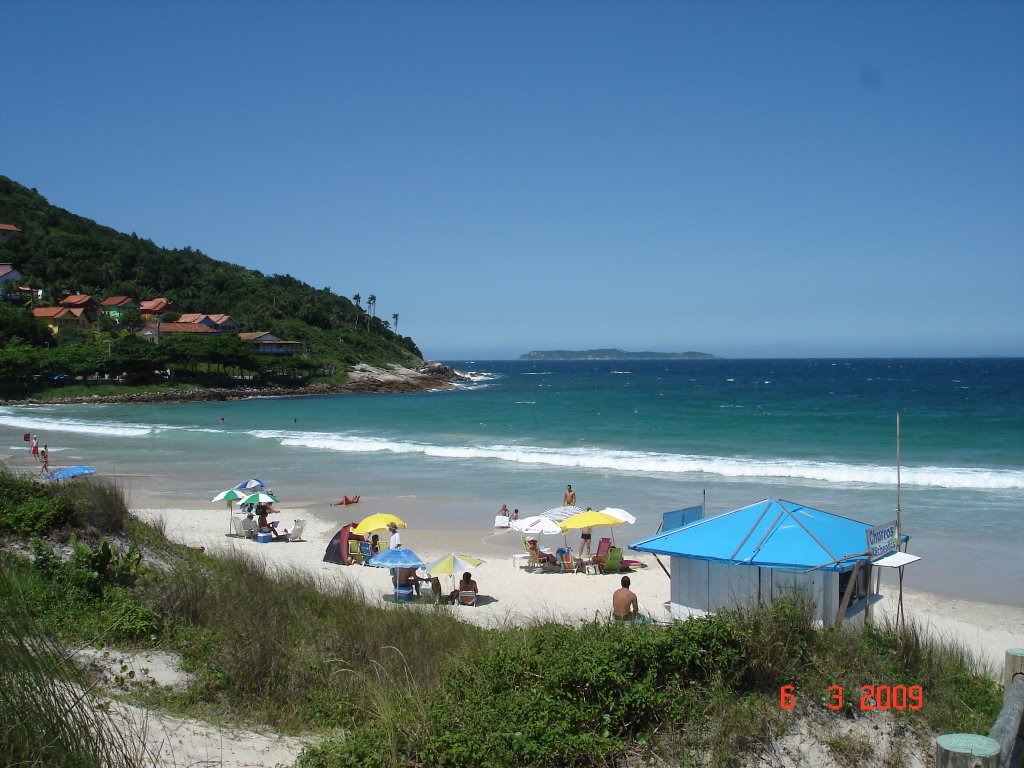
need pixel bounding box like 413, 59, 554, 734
449, 571, 479, 604
527, 539, 557, 566
241, 512, 257, 538
393, 567, 421, 596
257, 509, 282, 539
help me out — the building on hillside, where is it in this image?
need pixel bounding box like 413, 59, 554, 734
100, 295, 139, 325
59, 293, 99, 322
206, 314, 239, 334
0, 224, 22, 240
238, 331, 302, 355
0, 263, 22, 285
139, 297, 180, 319
177, 313, 239, 335
1, 263, 23, 301
32, 306, 94, 336
138, 321, 217, 344
629, 498, 918, 628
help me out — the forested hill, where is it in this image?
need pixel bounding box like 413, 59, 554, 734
0, 176, 421, 367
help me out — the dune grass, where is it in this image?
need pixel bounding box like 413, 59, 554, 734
0, 568, 150, 768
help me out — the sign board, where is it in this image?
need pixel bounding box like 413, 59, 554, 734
866, 520, 899, 561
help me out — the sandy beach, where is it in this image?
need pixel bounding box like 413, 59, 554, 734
132, 496, 1024, 676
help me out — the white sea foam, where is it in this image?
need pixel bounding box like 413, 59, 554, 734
0, 411, 154, 437
247, 430, 1024, 491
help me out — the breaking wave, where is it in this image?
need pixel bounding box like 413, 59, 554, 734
248, 429, 1023, 491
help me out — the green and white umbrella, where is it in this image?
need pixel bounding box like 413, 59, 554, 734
240, 491, 278, 506
212, 488, 248, 534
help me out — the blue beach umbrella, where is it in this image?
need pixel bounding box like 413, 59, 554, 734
367, 547, 425, 569
366, 547, 425, 602
234, 478, 266, 491
48, 465, 96, 481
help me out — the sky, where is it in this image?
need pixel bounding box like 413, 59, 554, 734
2, 1, 1022, 360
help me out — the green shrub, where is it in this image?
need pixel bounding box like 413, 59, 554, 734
1, 490, 72, 536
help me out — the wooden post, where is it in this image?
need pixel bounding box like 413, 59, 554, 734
834, 560, 862, 627
934, 733, 999, 768
1003, 648, 1024, 692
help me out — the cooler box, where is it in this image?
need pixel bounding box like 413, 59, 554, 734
256, 531, 272, 544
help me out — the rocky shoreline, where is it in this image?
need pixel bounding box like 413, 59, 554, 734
0, 361, 467, 406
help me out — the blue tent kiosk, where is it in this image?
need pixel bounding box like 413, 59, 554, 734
630, 498, 911, 627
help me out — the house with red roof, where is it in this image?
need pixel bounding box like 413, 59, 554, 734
138, 321, 217, 344
59, 293, 99, 323
0, 262, 22, 300
0, 223, 22, 241
0, 263, 21, 285
100, 295, 138, 325
139, 298, 180, 319
32, 306, 93, 336
177, 313, 239, 334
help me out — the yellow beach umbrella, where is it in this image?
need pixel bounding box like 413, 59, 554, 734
558, 510, 623, 531
425, 553, 484, 595
424, 553, 483, 576
353, 513, 407, 536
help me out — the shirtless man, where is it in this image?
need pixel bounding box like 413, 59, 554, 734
563, 484, 576, 506
612, 575, 639, 621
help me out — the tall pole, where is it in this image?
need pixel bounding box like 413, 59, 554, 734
896, 412, 902, 538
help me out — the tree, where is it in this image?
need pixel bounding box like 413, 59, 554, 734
367, 295, 376, 317
352, 293, 361, 309
392, 313, 399, 331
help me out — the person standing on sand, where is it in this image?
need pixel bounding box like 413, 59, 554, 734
580, 526, 593, 558
31, 435, 39, 461
388, 522, 402, 549
38, 445, 50, 477
612, 575, 639, 621
563, 484, 576, 506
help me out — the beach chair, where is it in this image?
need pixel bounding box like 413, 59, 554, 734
599, 547, 629, 574
286, 519, 307, 541
359, 541, 374, 562
457, 590, 477, 606
241, 516, 257, 539
592, 537, 612, 564
558, 550, 579, 574
348, 539, 363, 564
230, 517, 245, 537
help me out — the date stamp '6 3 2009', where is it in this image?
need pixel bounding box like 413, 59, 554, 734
779, 685, 923, 711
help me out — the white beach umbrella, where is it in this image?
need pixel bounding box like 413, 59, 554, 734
511, 515, 563, 536
599, 507, 637, 525
542, 505, 583, 523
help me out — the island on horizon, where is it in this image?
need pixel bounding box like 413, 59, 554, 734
519, 348, 720, 361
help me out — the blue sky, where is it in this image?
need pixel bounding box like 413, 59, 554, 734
3, 1, 1022, 360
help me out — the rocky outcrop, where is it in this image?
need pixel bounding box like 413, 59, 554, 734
0, 362, 468, 405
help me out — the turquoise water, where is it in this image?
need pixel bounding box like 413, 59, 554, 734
3, 358, 1022, 603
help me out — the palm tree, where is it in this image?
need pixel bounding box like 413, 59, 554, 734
392, 313, 399, 331
367, 295, 376, 317
352, 293, 362, 310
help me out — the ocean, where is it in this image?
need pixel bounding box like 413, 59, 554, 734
2, 358, 1022, 605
